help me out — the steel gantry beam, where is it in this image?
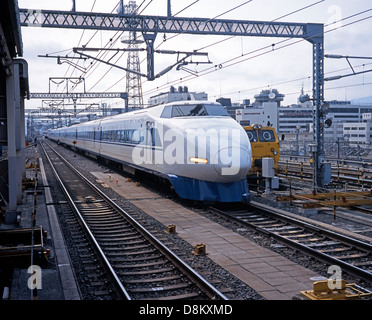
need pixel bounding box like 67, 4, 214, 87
18, 8, 327, 188
29, 92, 127, 100
19, 9, 310, 37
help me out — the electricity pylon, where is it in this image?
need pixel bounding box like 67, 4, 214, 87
121, 1, 144, 109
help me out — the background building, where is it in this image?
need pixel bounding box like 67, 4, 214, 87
148, 86, 207, 106
343, 113, 372, 144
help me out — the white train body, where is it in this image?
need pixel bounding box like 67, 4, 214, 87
47, 101, 252, 202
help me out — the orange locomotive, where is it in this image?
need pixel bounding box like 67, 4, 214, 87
243, 124, 279, 176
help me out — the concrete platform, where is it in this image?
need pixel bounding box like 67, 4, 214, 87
92, 171, 321, 300
1, 149, 80, 300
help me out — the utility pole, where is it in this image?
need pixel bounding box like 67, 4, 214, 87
167, 0, 171, 18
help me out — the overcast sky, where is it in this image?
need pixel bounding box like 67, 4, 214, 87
18, 0, 372, 110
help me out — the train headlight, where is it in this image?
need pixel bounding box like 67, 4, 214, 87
273, 150, 278, 155
189, 157, 208, 164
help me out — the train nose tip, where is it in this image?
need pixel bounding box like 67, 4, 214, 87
213, 147, 251, 180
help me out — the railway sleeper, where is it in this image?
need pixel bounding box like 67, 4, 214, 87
351, 261, 372, 268
262, 224, 295, 231
233, 215, 255, 220
105, 249, 156, 256
128, 283, 190, 293
97, 235, 142, 242
250, 220, 278, 225
123, 275, 182, 284
258, 221, 287, 227
274, 229, 306, 235
93, 227, 135, 235
81, 209, 116, 215
84, 216, 124, 222
145, 292, 201, 300
103, 244, 151, 251
330, 253, 369, 260
307, 241, 341, 248
90, 225, 130, 232
95, 233, 139, 241
93, 289, 110, 296
113, 260, 168, 268
87, 222, 129, 228
81, 210, 116, 215
283, 233, 315, 239
117, 267, 174, 276
295, 237, 327, 243
319, 247, 352, 253
79, 204, 114, 210
108, 254, 163, 262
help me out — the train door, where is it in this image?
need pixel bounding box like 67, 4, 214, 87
145, 121, 155, 164
93, 127, 96, 149
99, 127, 103, 155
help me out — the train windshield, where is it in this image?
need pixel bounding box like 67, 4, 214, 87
258, 130, 276, 142
246, 130, 258, 142
246, 129, 276, 142
161, 104, 229, 118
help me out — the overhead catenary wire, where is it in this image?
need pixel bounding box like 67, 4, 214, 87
137, 0, 333, 97
61, 0, 99, 92
103, 0, 256, 96
141, 6, 372, 101
89, 0, 204, 91
208, 61, 372, 100
81, 0, 155, 92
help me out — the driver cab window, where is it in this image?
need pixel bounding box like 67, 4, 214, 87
160, 106, 172, 118
246, 130, 258, 142
258, 130, 275, 142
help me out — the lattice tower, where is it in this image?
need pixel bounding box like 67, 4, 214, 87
121, 1, 144, 109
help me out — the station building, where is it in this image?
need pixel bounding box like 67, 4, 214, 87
234, 89, 372, 144
148, 86, 207, 106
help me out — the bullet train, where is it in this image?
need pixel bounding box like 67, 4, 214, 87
47, 101, 252, 202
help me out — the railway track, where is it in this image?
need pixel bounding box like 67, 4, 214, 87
41, 141, 227, 300
209, 201, 372, 284
277, 160, 372, 187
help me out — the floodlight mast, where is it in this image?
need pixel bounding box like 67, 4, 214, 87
19, 7, 327, 187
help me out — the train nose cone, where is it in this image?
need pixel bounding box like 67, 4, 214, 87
213, 147, 251, 182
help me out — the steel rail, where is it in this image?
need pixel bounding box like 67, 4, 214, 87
42, 141, 227, 300
210, 201, 372, 283
40, 142, 132, 300
277, 161, 372, 186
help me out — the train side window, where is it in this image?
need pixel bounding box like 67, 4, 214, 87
161, 106, 172, 118
132, 130, 140, 144
246, 130, 257, 142
127, 130, 134, 142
